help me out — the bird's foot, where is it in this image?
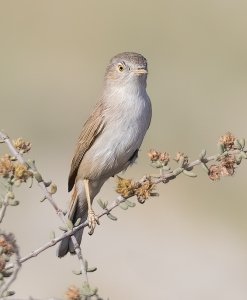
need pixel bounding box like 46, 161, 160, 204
88, 208, 100, 235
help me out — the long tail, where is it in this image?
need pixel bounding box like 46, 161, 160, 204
57, 187, 88, 258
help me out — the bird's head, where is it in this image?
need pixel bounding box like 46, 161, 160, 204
104, 52, 148, 87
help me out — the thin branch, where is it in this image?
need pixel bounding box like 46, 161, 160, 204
5, 195, 125, 271
152, 149, 246, 184
1, 131, 246, 295
0, 132, 88, 283
0, 193, 9, 223
4, 143, 247, 270
0, 235, 21, 297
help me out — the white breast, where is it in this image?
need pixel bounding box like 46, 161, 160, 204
81, 82, 152, 180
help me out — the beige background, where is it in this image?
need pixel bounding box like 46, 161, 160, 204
1, 1, 247, 299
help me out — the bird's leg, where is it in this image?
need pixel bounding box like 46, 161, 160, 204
83, 179, 99, 235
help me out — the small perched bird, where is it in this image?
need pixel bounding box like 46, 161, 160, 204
57, 52, 152, 257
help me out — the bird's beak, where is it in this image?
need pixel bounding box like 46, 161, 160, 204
133, 68, 148, 75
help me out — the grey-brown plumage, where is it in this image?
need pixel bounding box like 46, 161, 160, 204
57, 52, 152, 257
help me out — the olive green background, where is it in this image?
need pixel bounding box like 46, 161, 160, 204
1, 1, 247, 299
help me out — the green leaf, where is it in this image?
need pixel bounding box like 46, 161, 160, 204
241, 151, 247, 159
162, 165, 170, 171
66, 219, 73, 230
81, 283, 98, 297
199, 149, 206, 160
58, 226, 68, 232
201, 163, 209, 173
87, 266, 97, 273
235, 155, 242, 165
33, 171, 43, 183
40, 196, 46, 202
119, 202, 128, 210
107, 213, 118, 221
3, 291, 15, 297
72, 270, 82, 275
97, 199, 107, 209
217, 143, 225, 154
9, 200, 19, 206
183, 170, 197, 177
74, 218, 81, 227
234, 139, 242, 150
125, 199, 136, 207
239, 138, 245, 149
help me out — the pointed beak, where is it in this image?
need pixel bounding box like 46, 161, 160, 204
133, 68, 148, 75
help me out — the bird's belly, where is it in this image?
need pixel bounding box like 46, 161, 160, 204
78, 120, 146, 180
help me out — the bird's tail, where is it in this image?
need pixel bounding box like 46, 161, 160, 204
57, 187, 88, 258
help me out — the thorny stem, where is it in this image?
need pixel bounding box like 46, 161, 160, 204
0, 132, 88, 283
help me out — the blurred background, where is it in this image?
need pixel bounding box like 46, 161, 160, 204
1, 1, 247, 299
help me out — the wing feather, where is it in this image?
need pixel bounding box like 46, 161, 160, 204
68, 102, 105, 191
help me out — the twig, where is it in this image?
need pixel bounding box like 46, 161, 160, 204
153, 149, 246, 184
0, 236, 21, 297
5, 195, 125, 271
4, 143, 247, 270
0, 193, 9, 223
1, 131, 246, 294
0, 132, 88, 283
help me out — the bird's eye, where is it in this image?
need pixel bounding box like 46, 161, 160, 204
118, 64, 124, 72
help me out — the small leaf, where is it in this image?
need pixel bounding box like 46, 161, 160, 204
66, 219, 73, 230
119, 202, 128, 210
14, 179, 21, 187
183, 170, 197, 177
58, 226, 68, 232
201, 163, 209, 173
72, 270, 82, 275
6, 192, 15, 199
199, 149, 206, 160
239, 138, 245, 149
217, 143, 225, 154
241, 151, 247, 159
33, 171, 43, 183
50, 183, 57, 194
97, 199, 107, 209
28, 176, 33, 188
3, 291, 15, 297
74, 218, 81, 227
107, 213, 118, 221
2, 270, 13, 277
125, 199, 136, 207
40, 196, 46, 202
87, 266, 97, 273
81, 283, 97, 297
235, 155, 242, 165
9, 200, 19, 206
234, 139, 242, 150
150, 192, 159, 197
162, 165, 171, 171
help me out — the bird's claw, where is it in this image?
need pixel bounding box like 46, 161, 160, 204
88, 209, 100, 235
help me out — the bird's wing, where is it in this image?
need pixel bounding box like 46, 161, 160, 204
68, 102, 105, 191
